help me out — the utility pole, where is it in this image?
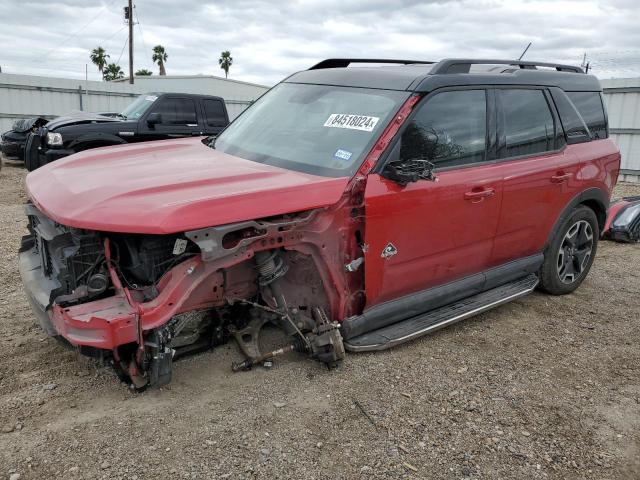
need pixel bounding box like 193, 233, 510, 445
125, 0, 134, 84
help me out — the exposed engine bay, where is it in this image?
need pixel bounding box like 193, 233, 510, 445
20, 194, 364, 390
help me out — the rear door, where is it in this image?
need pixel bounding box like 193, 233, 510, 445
491, 87, 571, 265
202, 98, 229, 136
364, 88, 504, 307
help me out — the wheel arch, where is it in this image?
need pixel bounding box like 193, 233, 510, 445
546, 188, 609, 249
68, 133, 127, 151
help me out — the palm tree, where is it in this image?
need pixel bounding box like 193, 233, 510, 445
135, 69, 153, 76
152, 45, 168, 76
103, 63, 124, 81
218, 51, 233, 78
90, 47, 109, 76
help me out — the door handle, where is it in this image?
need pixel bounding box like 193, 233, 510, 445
464, 187, 495, 201
191, 132, 204, 136
551, 172, 572, 183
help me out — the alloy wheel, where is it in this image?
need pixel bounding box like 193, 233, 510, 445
557, 220, 593, 284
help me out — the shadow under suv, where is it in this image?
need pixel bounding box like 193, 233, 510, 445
19, 58, 620, 389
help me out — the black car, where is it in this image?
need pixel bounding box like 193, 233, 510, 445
23, 92, 229, 171
1, 117, 49, 161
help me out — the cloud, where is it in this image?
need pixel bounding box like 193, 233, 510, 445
0, 0, 638, 85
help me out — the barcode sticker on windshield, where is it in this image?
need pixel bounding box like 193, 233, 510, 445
324, 114, 379, 132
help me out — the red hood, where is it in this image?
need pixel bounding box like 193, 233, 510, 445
26, 138, 349, 234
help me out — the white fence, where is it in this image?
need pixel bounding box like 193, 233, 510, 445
0, 73, 269, 133
1, 72, 637, 182
602, 78, 640, 183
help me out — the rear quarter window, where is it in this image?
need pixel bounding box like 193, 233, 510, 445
203, 99, 227, 127
566, 92, 608, 140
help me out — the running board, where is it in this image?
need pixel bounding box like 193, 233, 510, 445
344, 274, 539, 352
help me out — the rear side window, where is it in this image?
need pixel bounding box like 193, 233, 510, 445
203, 99, 227, 127
154, 98, 198, 125
566, 92, 607, 140
499, 89, 555, 157
400, 89, 487, 168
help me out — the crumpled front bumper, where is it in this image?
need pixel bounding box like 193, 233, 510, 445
19, 236, 224, 351
18, 238, 59, 337
19, 238, 137, 347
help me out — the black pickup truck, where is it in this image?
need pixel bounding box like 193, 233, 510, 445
21, 92, 229, 171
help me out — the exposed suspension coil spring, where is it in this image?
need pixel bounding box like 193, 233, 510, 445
255, 251, 289, 286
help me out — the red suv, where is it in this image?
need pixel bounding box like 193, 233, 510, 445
19, 58, 620, 388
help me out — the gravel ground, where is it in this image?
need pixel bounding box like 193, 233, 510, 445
0, 158, 639, 480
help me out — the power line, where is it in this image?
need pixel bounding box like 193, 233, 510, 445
42, 0, 118, 58
134, 5, 151, 68
116, 35, 129, 66
98, 25, 128, 46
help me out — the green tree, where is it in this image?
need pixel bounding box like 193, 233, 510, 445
135, 69, 153, 76
218, 50, 233, 78
90, 46, 110, 76
152, 45, 168, 76
103, 63, 124, 81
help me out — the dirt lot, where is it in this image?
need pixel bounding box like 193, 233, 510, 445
0, 158, 639, 480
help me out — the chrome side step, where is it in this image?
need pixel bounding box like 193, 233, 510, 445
344, 274, 539, 352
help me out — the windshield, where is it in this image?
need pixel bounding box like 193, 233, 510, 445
120, 94, 159, 120
213, 83, 409, 177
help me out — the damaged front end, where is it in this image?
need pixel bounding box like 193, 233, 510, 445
19, 197, 363, 389
1, 117, 48, 161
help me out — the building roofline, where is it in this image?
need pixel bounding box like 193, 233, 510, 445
114, 75, 269, 89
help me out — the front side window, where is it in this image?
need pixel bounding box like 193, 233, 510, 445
400, 89, 487, 168
566, 92, 607, 140
500, 89, 555, 157
213, 83, 409, 177
153, 98, 197, 125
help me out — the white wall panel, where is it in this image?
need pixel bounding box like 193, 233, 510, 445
0, 73, 269, 133
602, 78, 640, 177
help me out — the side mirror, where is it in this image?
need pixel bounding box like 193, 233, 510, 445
146, 112, 162, 127
382, 158, 437, 186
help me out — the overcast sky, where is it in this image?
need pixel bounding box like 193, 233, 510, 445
1, 0, 639, 86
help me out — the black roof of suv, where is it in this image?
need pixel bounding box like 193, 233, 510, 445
286, 58, 601, 92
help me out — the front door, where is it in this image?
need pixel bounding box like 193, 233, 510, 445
140, 96, 204, 140
363, 89, 503, 308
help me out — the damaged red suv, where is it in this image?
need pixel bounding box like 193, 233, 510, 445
19, 58, 620, 389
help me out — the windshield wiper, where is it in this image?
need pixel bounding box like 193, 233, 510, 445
116, 113, 127, 120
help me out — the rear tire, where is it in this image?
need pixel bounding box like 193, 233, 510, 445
539, 206, 599, 295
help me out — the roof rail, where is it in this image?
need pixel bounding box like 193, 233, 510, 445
309, 58, 435, 70
430, 59, 584, 74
